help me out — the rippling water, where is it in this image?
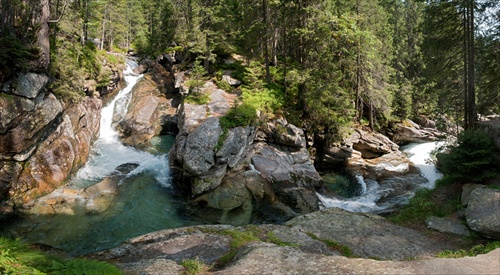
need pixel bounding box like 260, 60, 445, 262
317, 141, 444, 214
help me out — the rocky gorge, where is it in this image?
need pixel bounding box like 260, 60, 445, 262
1, 57, 499, 274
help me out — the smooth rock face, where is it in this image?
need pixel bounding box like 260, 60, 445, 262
426, 216, 470, 237
461, 183, 485, 206
387, 120, 446, 145
93, 226, 233, 265
465, 187, 500, 239
285, 207, 449, 260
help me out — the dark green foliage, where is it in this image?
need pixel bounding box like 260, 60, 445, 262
219, 103, 257, 130
0, 33, 39, 81
438, 129, 497, 182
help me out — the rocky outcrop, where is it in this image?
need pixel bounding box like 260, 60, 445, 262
0, 72, 102, 212
117, 61, 179, 147
169, 79, 321, 218
89, 208, 499, 275
465, 187, 500, 239
286, 207, 449, 260
386, 120, 447, 145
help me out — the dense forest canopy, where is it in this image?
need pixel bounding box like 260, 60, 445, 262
1, 0, 500, 139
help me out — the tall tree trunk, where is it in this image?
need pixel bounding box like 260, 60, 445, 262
204, 31, 210, 72
463, 0, 476, 129
263, 0, 271, 83
463, 4, 469, 129
35, 0, 50, 71
467, 0, 476, 125
355, 0, 363, 123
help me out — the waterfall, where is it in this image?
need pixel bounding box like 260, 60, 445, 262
316, 141, 444, 214
73, 60, 170, 188
403, 141, 444, 189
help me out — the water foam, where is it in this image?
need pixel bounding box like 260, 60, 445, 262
73, 61, 170, 188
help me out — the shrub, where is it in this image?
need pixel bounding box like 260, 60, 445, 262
184, 92, 210, 105
180, 258, 210, 275
219, 103, 257, 130
438, 129, 497, 182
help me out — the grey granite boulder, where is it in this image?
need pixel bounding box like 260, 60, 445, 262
465, 187, 500, 239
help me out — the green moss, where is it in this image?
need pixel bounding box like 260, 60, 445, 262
265, 232, 300, 247
216, 228, 260, 268
306, 232, 356, 258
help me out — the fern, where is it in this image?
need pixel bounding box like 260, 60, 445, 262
49, 259, 122, 275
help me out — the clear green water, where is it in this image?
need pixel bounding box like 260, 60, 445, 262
1, 136, 200, 256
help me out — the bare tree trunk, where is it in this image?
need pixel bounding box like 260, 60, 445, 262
467, 0, 476, 125
463, 4, 469, 129
263, 0, 271, 84
100, 5, 107, 50
35, 0, 50, 71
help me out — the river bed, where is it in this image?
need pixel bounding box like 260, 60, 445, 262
316, 141, 445, 214
0, 61, 199, 255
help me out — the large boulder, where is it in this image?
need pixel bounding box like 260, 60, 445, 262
477, 118, 500, 152
465, 187, 500, 239
11, 73, 49, 99
0, 96, 102, 210
250, 143, 321, 214
386, 120, 446, 145
347, 129, 399, 159
172, 118, 255, 196
88, 213, 500, 275
118, 72, 177, 147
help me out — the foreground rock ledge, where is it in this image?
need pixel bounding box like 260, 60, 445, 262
87, 208, 500, 275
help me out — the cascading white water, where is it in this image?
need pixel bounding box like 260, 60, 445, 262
403, 141, 444, 189
317, 141, 444, 213
73, 60, 170, 188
